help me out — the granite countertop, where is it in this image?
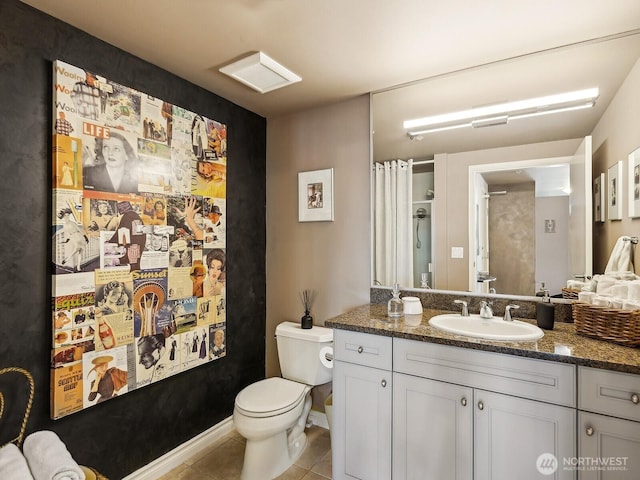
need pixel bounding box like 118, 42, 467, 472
325, 304, 640, 375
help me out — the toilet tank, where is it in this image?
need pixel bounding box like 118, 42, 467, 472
276, 322, 333, 385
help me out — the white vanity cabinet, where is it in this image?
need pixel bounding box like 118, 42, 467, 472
578, 367, 640, 479
393, 372, 473, 479
393, 339, 577, 480
332, 329, 393, 480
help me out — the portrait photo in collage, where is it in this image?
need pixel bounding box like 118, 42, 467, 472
51, 60, 227, 419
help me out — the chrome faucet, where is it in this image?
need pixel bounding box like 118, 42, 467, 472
503, 304, 520, 322
453, 299, 469, 317
479, 301, 493, 319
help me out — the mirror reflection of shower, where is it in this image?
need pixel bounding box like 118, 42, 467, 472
415, 208, 427, 249
412, 162, 435, 289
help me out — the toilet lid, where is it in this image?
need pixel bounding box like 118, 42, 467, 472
235, 377, 308, 418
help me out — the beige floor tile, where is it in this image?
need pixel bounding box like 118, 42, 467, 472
183, 430, 241, 466
161, 426, 332, 480
301, 471, 331, 480
310, 450, 332, 479
294, 428, 331, 470
190, 437, 245, 480
274, 464, 308, 480
157, 464, 217, 480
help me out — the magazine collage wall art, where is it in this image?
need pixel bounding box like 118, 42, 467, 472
51, 60, 228, 419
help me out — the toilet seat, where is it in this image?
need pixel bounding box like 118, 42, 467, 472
235, 377, 308, 418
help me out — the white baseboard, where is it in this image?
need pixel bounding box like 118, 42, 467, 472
122, 416, 235, 480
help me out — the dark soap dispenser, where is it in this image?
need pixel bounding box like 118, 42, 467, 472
536, 288, 555, 330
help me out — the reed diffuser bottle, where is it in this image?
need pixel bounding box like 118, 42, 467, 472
299, 289, 317, 329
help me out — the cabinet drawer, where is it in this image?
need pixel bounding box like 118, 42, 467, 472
579, 366, 640, 422
333, 329, 392, 370
394, 339, 576, 407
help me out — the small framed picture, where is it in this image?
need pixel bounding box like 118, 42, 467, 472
594, 173, 605, 222
628, 146, 640, 218
607, 161, 623, 221
544, 219, 556, 233
298, 168, 334, 222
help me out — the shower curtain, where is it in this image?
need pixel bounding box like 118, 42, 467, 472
374, 159, 413, 287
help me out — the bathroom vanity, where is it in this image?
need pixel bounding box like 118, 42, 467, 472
327, 304, 640, 480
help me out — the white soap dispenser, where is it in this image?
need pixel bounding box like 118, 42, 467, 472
388, 283, 403, 318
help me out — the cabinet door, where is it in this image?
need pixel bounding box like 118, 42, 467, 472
475, 390, 576, 480
332, 360, 392, 480
393, 373, 473, 480
579, 412, 640, 480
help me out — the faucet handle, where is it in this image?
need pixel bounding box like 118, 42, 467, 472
453, 299, 469, 317
504, 304, 520, 322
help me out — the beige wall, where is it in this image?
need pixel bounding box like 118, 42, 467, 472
265, 95, 371, 378
591, 57, 640, 274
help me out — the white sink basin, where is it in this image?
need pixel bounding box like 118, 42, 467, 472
428, 314, 544, 341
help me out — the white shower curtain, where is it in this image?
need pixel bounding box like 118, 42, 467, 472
374, 159, 413, 287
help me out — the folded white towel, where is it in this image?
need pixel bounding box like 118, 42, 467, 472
23, 431, 85, 480
0, 443, 35, 480
611, 284, 629, 299
596, 280, 615, 295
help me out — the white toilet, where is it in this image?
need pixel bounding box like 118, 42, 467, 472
233, 321, 333, 480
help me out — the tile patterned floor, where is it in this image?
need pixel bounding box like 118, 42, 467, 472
158, 425, 332, 480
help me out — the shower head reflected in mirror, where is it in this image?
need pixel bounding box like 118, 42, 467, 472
415, 208, 427, 248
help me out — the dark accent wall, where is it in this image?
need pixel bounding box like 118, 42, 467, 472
0, 2, 266, 477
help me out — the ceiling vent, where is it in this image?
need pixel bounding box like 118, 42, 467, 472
219, 52, 301, 94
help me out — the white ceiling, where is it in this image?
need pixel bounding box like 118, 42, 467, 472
20, 0, 640, 120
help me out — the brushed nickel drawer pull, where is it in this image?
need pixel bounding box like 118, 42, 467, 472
461, 397, 467, 407
631, 393, 639, 404
357, 346, 364, 354
381, 379, 387, 388
478, 400, 484, 411
586, 425, 594, 436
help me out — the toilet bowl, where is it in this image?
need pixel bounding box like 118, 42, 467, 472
234, 377, 312, 480
233, 321, 333, 480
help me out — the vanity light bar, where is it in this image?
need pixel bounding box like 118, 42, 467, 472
404, 87, 599, 135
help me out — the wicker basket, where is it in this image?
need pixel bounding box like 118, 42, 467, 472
572, 302, 640, 347
562, 288, 580, 300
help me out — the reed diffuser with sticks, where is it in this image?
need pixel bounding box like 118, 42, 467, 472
299, 289, 317, 329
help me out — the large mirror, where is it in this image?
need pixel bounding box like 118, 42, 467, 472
372, 31, 640, 297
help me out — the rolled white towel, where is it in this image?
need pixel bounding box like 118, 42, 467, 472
23, 431, 85, 480
0, 443, 35, 480
566, 280, 586, 290
592, 296, 612, 307
623, 300, 640, 311
578, 292, 595, 304
611, 298, 624, 309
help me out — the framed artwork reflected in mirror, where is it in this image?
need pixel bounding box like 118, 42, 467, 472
628, 147, 640, 218
608, 161, 623, 221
